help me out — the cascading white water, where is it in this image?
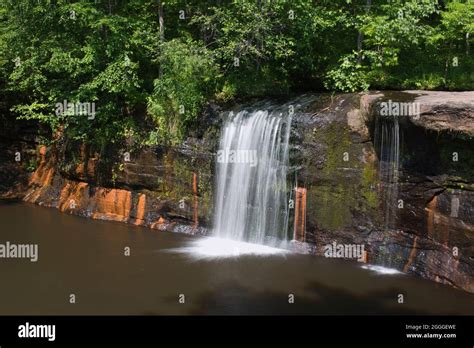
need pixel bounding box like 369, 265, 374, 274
374, 115, 400, 228
213, 109, 292, 245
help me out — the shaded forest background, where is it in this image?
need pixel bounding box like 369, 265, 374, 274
0, 0, 473, 146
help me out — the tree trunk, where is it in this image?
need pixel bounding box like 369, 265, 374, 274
466, 32, 470, 56
357, 0, 371, 64
158, 0, 165, 79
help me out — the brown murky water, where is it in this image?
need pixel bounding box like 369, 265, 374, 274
0, 202, 473, 315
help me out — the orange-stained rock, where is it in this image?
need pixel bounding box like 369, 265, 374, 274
403, 236, 418, 273
25, 160, 55, 204
75, 163, 85, 177
150, 216, 166, 229
426, 196, 438, 238
28, 145, 54, 188
132, 194, 147, 226
361, 250, 368, 263
38, 146, 47, 156
58, 182, 89, 212
58, 182, 73, 211
86, 158, 97, 178
294, 187, 307, 242
92, 188, 132, 222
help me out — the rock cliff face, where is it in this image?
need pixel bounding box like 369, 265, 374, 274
22, 139, 214, 235
2, 91, 473, 293
290, 91, 474, 293
368, 91, 474, 292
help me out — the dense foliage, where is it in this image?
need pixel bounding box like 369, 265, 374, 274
0, 0, 472, 145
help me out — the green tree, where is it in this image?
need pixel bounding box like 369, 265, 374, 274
147, 39, 218, 144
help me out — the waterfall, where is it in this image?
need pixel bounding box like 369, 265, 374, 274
374, 114, 400, 229
213, 109, 292, 245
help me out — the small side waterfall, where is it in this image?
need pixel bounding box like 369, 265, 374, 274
374, 115, 400, 229
213, 109, 292, 245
